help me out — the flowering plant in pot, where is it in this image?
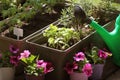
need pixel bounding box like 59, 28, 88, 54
19, 50, 54, 80
0, 45, 19, 80
86, 46, 112, 64
85, 46, 112, 80
64, 52, 93, 80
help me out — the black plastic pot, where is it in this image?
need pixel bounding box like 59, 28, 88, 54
25, 20, 115, 80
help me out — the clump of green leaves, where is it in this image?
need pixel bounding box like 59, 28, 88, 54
59, 6, 74, 28
86, 46, 102, 64
0, 0, 67, 33
59, 5, 94, 39
43, 24, 80, 50
20, 53, 40, 76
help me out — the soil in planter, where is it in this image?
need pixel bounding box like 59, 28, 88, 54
4, 12, 60, 40
1, 3, 66, 39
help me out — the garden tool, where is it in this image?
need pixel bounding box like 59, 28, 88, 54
74, 5, 120, 66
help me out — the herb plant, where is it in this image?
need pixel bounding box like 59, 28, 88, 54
43, 24, 80, 50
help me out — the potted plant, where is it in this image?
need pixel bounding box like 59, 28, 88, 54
64, 51, 93, 80
85, 46, 112, 80
19, 50, 54, 80
0, 44, 19, 80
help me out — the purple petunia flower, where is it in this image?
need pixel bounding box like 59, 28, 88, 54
82, 63, 93, 77
19, 50, 31, 59
98, 50, 108, 59
10, 56, 19, 66
73, 52, 85, 62
64, 62, 78, 74
9, 45, 19, 54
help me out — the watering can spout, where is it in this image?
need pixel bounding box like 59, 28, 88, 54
74, 5, 120, 66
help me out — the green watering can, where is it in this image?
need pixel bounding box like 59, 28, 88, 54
74, 5, 120, 66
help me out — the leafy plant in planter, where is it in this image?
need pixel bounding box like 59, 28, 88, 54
43, 24, 80, 50
0, 0, 67, 39
59, 5, 94, 38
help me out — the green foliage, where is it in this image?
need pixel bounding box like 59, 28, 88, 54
0, 0, 66, 32
21, 54, 41, 76
25, 65, 44, 76
59, 6, 74, 27
21, 54, 37, 65
43, 24, 80, 50
86, 46, 102, 64
0, 51, 12, 67
59, 5, 94, 39
68, 0, 120, 25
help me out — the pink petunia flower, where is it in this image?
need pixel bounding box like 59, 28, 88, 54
73, 52, 85, 62
19, 50, 31, 59
36, 60, 47, 68
64, 62, 78, 74
36, 60, 54, 74
98, 50, 108, 59
82, 63, 93, 77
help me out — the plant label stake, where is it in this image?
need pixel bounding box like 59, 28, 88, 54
13, 27, 23, 40
74, 5, 120, 66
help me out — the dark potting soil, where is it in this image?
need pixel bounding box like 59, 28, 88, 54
1, 3, 66, 40
4, 12, 61, 40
